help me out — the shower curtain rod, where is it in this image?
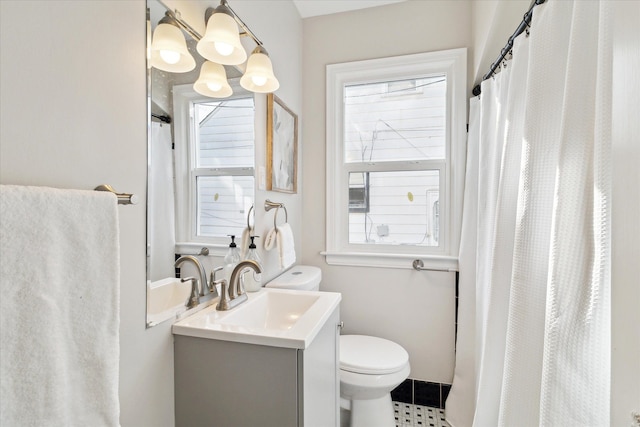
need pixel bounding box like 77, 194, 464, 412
472, 0, 546, 96
152, 113, 171, 124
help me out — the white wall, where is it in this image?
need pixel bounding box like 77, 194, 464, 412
163, 0, 304, 285
0, 1, 163, 425
470, 0, 530, 85
0, 0, 302, 426
227, 1, 303, 284
610, 1, 640, 425
301, 1, 472, 383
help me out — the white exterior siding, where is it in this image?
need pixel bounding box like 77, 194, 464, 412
348, 170, 439, 246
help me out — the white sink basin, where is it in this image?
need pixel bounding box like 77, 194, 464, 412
218, 291, 319, 330
172, 288, 341, 349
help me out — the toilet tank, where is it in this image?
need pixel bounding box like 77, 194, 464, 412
265, 265, 322, 291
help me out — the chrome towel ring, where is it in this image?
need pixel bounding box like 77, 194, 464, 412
264, 199, 288, 230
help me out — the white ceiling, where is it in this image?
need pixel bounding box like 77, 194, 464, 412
293, 0, 407, 19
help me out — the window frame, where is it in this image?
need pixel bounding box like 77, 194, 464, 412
173, 81, 255, 255
324, 49, 466, 270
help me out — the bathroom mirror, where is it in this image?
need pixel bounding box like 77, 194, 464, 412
146, 0, 255, 326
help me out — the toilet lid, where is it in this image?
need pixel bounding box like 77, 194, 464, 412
340, 335, 409, 375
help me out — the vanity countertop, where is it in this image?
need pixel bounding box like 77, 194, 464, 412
172, 288, 341, 349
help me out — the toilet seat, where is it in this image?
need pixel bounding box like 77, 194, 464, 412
340, 335, 409, 375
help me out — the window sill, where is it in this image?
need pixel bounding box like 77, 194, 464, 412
320, 251, 458, 271
175, 242, 228, 258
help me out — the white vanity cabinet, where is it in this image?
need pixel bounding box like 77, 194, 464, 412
173, 300, 340, 427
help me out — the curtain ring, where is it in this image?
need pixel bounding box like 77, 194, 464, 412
524, 12, 532, 37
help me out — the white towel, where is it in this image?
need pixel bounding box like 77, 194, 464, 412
277, 223, 296, 270
0, 185, 120, 426
263, 226, 277, 251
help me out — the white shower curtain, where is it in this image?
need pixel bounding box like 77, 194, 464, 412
446, 1, 612, 426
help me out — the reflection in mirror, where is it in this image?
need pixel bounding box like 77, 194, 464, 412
147, 0, 254, 327
184, 95, 255, 238
173, 82, 255, 244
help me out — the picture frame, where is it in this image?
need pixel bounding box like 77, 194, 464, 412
267, 94, 298, 193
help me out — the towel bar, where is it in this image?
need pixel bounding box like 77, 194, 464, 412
412, 259, 457, 272
95, 184, 139, 205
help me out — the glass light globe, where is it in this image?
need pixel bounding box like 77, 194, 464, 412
193, 61, 233, 98
159, 50, 181, 65
240, 47, 279, 93
207, 81, 223, 92
251, 75, 268, 87
196, 7, 247, 66
150, 21, 196, 73
215, 41, 234, 57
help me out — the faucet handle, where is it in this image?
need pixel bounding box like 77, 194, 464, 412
204, 266, 224, 298
215, 279, 230, 311
210, 266, 224, 288
181, 277, 200, 309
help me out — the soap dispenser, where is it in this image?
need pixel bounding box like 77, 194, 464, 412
243, 236, 262, 292
223, 235, 241, 283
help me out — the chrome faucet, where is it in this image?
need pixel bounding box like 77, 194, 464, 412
174, 255, 218, 303
216, 260, 262, 311
181, 277, 200, 309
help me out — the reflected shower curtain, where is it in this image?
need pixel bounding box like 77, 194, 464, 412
446, 1, 612, 426
149, 121, 176, 282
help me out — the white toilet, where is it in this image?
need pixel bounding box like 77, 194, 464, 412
267, 266, 411, 427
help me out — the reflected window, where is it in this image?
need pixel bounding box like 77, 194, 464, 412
192, 98, 254, 238
174, 83, 255, 246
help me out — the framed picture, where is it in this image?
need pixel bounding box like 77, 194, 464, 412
267, 94, 298, 193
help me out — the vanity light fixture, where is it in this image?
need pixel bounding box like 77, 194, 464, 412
193, 61, 233, 98
240, 46, 280, 93
196, 2, 247, 66
150, 0, 279, 97
150, 12, 196, 73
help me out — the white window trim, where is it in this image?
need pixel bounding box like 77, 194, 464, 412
324, 48, 466, 270
173, 80, 254, 256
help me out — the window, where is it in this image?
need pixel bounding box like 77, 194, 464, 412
174, 82, 255, 252
325, 49, 466, 269
348, 172, 369, 213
